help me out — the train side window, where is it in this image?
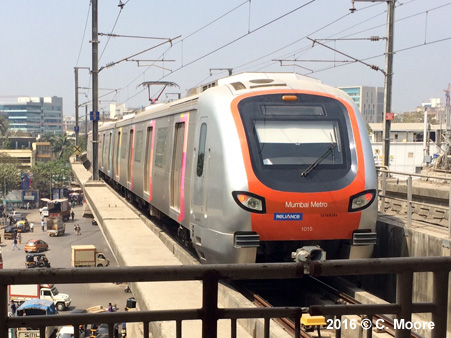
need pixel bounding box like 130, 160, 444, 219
155, 127, 168, 168
197, 123, 207, 177
121, 132, 127, 159
135, 130, 143, 162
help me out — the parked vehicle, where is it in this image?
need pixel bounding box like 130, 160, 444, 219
40, 206, 49, 217
46, 217, 65, 237
57, 325, 86, 338
26, 253, 51, 268
4, 226, 17, 240
24, 239, 49, 252
9, 284, 72, 311
16, 219, 30, 232
41, 198, 71, 221
16, 299, 58, 338
71, 245, 110, 267
10, 211, 23, 222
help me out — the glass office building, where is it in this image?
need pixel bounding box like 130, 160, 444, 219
0, 96, 63, 135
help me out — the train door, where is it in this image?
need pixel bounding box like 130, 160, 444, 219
191, 119, 209, 221
101, 133, 106, 171
143, 123, 155, 201
114, 129, 121, 181
107, 131, 112, 175
127, 127, 134, 188
171, 122, 185, 211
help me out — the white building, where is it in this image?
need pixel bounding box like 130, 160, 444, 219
339, 86, 384, 124
369, 123, 443, 173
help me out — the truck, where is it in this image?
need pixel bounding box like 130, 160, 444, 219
16, 299, 58, 338
71, 245, 110, 267
9, 284, 72, 311
41, 198, 71, 221
46, 217, 65, 237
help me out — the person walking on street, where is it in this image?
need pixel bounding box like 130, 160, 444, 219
71, 210, 75, 221
30, 222, 34, 232
10, 300, 16, 316
17, 233, 21, 244
41, 220, 45, 232
12, 238, 18, 250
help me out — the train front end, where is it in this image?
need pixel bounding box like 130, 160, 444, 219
228, 77, 377, 262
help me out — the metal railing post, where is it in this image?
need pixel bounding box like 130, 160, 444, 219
202, 271, 219, 338
431, 271, 449, 338
407, 176, 412, 228
395, 271, 413, 338
449, 181, 451, 239
380, 171, 387, 212
0, 283, 8, 338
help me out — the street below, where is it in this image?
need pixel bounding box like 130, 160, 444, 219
1, 203, 133, 313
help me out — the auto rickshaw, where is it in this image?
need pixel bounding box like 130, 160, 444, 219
25, 253, 51, 268
16, 220, 30, 233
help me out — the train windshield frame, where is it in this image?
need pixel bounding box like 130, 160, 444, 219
237, 93, 356, 192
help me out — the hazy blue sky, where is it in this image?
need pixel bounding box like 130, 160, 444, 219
1, 0, 450, 116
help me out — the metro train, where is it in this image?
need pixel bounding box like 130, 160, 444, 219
88, 72, 378, 264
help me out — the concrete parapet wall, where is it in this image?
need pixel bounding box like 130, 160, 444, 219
374, 213, 451, 337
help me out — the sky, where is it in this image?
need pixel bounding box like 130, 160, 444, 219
1, 0, 450, 117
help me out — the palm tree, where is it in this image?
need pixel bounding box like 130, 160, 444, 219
52, 134, 72, 160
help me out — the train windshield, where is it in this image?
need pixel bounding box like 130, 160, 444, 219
254, 120, 342, 166
237, 93, 355, 192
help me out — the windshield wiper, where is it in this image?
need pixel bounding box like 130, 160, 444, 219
301, 143, 336, 177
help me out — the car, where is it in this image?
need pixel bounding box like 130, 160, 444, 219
40, 206, 49, 217
10, 211, 23, 222
24, 239, 49, 253
57, 325, 86, 338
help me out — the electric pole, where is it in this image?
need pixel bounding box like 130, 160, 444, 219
92, 0, 99, 180
383, 0, 395, 167
351, 0, 395, 167
75, 68, 79, 162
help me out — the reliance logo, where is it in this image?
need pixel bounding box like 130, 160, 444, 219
274, 213, 303, 221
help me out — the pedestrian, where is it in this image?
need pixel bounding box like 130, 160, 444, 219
10, 301, 16, 316
17, 233, 22, 244
41, 220, 45, 232
76, 224, 81, 236
108, 303, 113, 312
71, 210, 75, 221
26, 202, 30, 210
30, 222, 34, 232
74, 224, 77, 235
12, 238, 18, 250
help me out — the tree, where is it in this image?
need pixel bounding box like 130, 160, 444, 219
31, 160, 72, 198
0, 160, 21, 197
0, 116, 8, 136
52, 134, 74, 161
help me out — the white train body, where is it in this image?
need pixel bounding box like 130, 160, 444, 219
88, 73, 378, 264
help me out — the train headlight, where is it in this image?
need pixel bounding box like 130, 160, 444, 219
348, 189, 376, 212
232, 191, 266, 214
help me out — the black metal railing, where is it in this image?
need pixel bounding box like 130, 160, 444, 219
2, 257, 450, 338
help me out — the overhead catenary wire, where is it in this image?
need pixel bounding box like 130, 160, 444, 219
115, 0, 316, 105
75, 2, 92, 68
